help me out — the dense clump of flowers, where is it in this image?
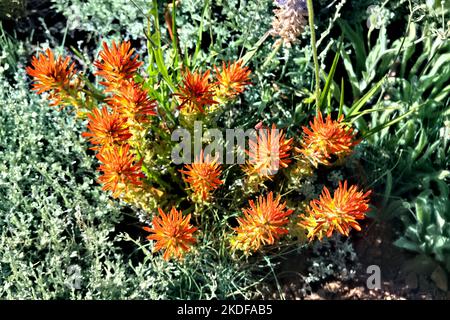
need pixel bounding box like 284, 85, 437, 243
231, 192, 294, 255
26, 48, 80, 107
298, 181, 372, 240
271, 0, 308, 47
143, 207, 197, 261
25, 35, 374, 265
180, 150, 223, 201
244, 123, 293, 179
107, 80, 157, 125
94, 41, 143, 89
175, 69, 218, 114
96, 144, 145, 198
82, 106, 132, 150
297, 112, 360, 167
214, 60, 251, 100
175, 61, 251, 114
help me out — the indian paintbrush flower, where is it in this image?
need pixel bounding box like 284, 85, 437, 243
82, 106, 132, 150
143, 207, 197, 261
297, 112, 360, 167
231, 192, 294, 255
107, 80, 157, 125
96, 144, 145, 198
180, 150, 224, 201
298, 181, 372, 240
244, 123, 293, 179
94, 41, 143, 90
214, 60, 251, 101
175, 69, 218, 114
26, 48, 80, 107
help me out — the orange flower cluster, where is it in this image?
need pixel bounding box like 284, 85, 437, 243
143, 207, 197, 261
96, 144, 145, 198
297, 112, 360, 167
94, 41, 143, 90
175, 69, 217, 114
231, 192, 294, 255
81, 106, 131, 150
106, 81, 157, 125
84, 41, 156, 197
244, 123, 293, 179
180, 150, 224, 201
26, 39, 373, 261
214, 60, 251, 100
26, 48, 80, 107
94, 41, 157, 125
175, 60, 251, 114
298, 181, 372, 240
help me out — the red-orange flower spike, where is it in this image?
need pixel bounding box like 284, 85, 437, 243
96, 144, 145, 198
298, 181, 372, 241
231, 192, 294, 255
107, 80, 157, 124
244, 123, 293, 178
180, 150, 223, 201
298, 112, 360, 167
215, 60, 251, 99
94, 41, 143, 89
26, 48, 78, 106
143, 207, 197, 261
82, 106, 132, 150
175, 69, 218, 113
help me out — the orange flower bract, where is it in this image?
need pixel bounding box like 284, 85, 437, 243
244, 123, 293, 178
214, 60, 251, 99
180, 150, 223, 201
143, 207, 197, 261
231, 192, 294, 255
94, 41, 143, 89
298, 112, 360, 167
107, 81, 157, 124
26, 48, 79, 106
96, 144, 145, 198
298, 181, 372, 241
175, 69, 218, 113
82, 106, 132, 150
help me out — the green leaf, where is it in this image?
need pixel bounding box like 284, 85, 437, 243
338, 78, 345, 118
415, 194, 431, 227
346, 76, 386, 118
394, 237, 420, 253
319, 46, 340, 111
192, 0, 210, 65
364, 103, 420, 138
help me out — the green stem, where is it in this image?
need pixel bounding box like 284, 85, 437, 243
306, 0, 321, 114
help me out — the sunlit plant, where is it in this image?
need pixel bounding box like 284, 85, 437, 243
25, 1, 374, 262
